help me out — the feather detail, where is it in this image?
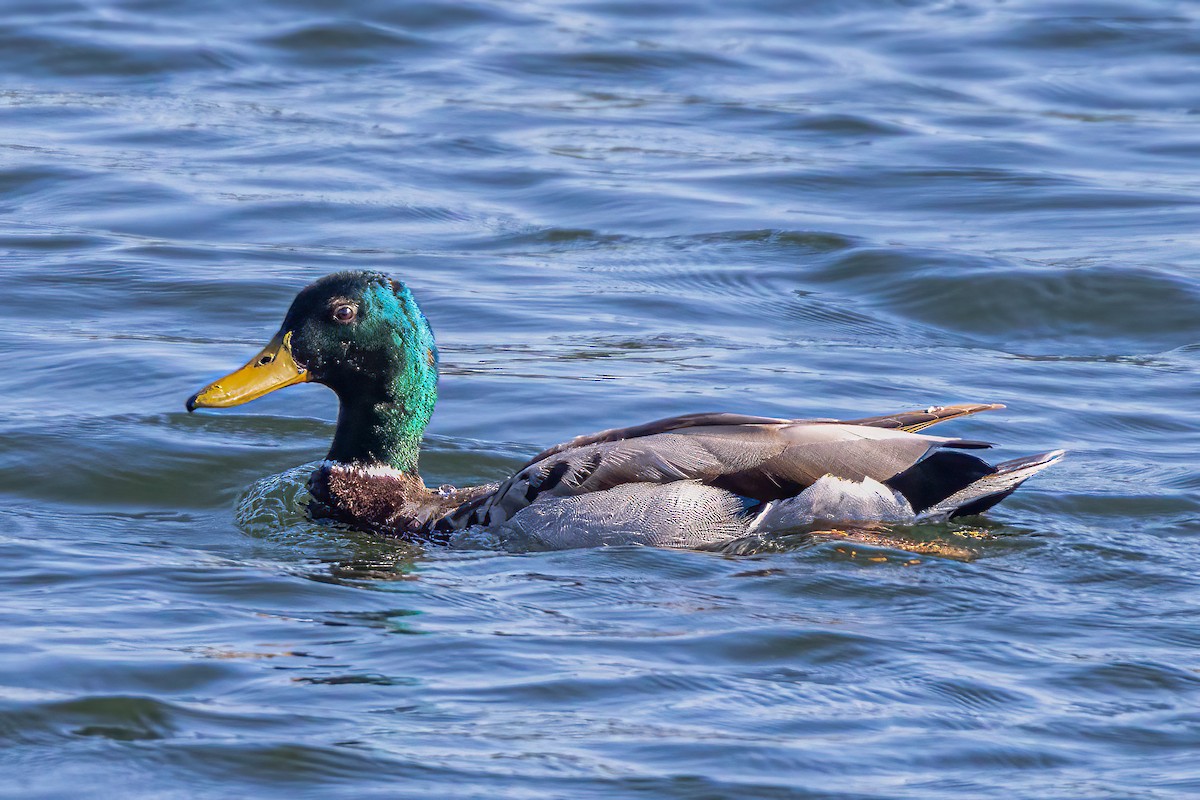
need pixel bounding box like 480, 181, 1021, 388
838, 403, 1005, 433
748, 475, 917, 531
504, 481, 748, 549
444, 422, 995, 535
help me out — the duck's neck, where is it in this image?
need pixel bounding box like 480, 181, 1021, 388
326, 390, 433, 474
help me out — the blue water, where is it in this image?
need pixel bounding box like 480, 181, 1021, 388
3, 0, 1200, 797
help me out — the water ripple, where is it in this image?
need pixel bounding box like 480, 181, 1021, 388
2, 0, 1200, 797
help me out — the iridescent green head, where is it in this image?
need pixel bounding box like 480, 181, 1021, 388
187, 271, 439, 471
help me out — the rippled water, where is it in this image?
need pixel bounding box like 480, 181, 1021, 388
3, 0, 1200, 796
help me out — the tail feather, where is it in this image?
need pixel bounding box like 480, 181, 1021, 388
917, 449, 1064, 522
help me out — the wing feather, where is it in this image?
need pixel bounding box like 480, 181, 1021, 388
838, 402, 1004, 433
442, 421, 984, 529
518, 402, 1001, 470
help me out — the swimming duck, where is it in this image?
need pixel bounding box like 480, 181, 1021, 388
187, 271, 1063, 549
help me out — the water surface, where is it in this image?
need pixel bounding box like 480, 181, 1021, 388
3, 0, 1200, 797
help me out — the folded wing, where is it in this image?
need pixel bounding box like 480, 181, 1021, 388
441, 405, 1005, 531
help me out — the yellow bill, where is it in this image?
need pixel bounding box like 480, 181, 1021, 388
186, 331, 310, 411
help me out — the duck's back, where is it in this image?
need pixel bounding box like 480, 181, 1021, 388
436, 405, 1059, 548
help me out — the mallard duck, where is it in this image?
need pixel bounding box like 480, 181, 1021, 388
187, 271, 1063, 549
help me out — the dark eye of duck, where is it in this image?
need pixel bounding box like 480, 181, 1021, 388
333, 304, 357, 324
